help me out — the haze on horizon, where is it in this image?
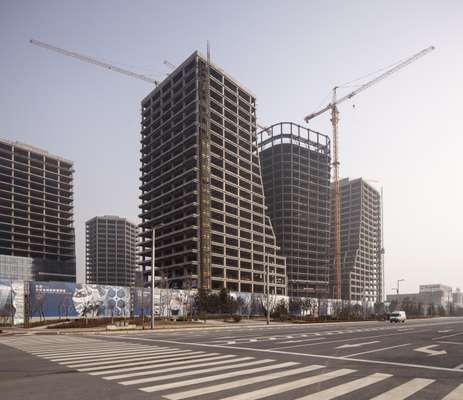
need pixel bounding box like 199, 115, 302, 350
1, 0, 462, 295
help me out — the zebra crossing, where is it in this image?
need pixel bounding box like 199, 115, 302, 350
207, 325, 412, 345
1, 335, 463, 399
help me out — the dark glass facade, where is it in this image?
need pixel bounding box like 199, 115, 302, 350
86, 216, 137, 286
258, 123, 331, 298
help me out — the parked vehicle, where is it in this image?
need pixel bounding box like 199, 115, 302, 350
390, 311, 406, 323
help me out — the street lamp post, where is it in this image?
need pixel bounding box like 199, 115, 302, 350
151, 224, 163, 330
396, 278, 404, 310
266, 253, 270, 325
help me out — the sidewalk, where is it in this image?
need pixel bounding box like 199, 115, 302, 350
0, 318, 289, 336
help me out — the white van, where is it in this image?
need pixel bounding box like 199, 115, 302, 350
390, 311, 406, 323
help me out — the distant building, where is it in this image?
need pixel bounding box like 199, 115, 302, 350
453, 288, 463, 307
331, 178, 383, 302
0, 139, 75, 281
258, 122, 331, 298
138, 51, 286, 293
86, 216, 137, 286
386, 283, 453, 310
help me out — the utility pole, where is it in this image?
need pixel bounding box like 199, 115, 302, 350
151, 227, 157, 330
266, 253, 270, 325
397, 278, 404, 309
331, 88, 341, 299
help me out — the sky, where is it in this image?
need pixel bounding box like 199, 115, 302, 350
1, 1, 462, 294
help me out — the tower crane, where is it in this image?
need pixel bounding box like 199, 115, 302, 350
304, 45, 435, 300
30, 39, 160, 86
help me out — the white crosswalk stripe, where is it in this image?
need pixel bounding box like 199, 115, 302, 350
443, 383, 463, 399
140, 361, 299, 393
82, 352, 216, 373
65, 350, 198, 368
369, 378, 435, 400
163, 364, 325, 400
293, 372, 392, 400
1, 335, 461, 400
211, 368, 355, 400
121, 358, 278, 386
164, 365, 324, 400
104, 356, 255, 380
50, 347, 173, 362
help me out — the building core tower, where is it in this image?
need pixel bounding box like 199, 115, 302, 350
86, 215, 137, 286
332, 178, 382, 302
258, 123, 331, 298
139, 51, 286, 294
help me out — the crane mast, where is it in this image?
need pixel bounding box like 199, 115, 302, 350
304, 46, 434, 300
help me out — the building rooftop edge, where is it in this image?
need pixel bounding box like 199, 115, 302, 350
142, 50, 256, 104
86, 215, 137, 225
0, 138, 73, 164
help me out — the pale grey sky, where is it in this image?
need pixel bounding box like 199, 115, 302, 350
1, 1, 462, 294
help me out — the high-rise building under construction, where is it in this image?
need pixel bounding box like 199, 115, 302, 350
258, 123, 331, 298
0, 139, 75, 281
332, 178, 383, 302
139, 51, 286, 294
85, 215, 137, 286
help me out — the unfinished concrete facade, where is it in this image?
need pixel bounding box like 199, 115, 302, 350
258, 123, 331, 298
331, 178, 382, 302
139, 51, 286, 294
0, 139, 75, 281
86, 216, 137, 286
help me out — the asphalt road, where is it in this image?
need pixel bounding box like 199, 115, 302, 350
1, 317, 463, 399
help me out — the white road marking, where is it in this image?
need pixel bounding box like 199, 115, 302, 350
336, 340, 380, 349
443, 383, 463, 399
32, 344, 146, 356
88, 353, 228, 375
345, 343, 412, 358
66, 350, 196, 368
438, 341, 463, 346
278, 338, 326, 344
414, 345, 447, 356
80, 352, 213, 372
122, 336, 463, 373
103, 356, 255, 380
163, 364, 324, 400
140, 362, 295, 393
50, 347, 172, 362
220, 369, 356, 400
438, 329, 453, 333
294, 372, 392, 400
37, 345, 155, 358
121, 358, 275, 386
369, 378, 434, 399
433, 332, 463, 341
453, 362, 463, 370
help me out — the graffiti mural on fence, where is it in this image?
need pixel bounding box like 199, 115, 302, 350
0, 279, 24, 325
132, 288, 191, 318
30, 282, 131, 318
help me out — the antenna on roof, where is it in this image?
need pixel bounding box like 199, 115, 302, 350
207, 40, 211, 63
